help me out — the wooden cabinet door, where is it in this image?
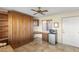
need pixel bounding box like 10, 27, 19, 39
42, 33, 48, 42
8, 11, 33, 48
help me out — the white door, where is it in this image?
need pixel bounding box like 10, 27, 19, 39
63, 17, 79, 47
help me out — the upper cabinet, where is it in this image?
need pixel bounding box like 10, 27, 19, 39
42, 20, 52, 31
33, 19, 39, 26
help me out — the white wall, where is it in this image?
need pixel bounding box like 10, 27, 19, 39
62, 17, 79, 47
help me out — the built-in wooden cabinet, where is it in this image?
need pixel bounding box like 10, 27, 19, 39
8, 11, 33, 48
0, 13, 8, 43
0, 11, 33, 48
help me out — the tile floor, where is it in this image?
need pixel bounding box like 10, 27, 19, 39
0, 45, 14, 52
0, 38, 79, 52
15, 38, 79, 52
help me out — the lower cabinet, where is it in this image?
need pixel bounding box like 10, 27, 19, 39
42, 33, 48, 42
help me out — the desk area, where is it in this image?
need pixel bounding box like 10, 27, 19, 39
33, 29, 57, 45
33, 31, 49, 42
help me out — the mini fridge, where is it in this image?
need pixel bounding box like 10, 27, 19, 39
48, 29, 57, 45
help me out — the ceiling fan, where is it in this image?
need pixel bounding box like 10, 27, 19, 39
31, 7, 48, 15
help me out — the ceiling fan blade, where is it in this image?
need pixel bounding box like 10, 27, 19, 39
31, 9, 37, 12
42, 10, 48, 12
33, 13, 38, 15
40, 12, 45, 15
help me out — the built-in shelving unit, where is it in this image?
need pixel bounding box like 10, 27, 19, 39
0, 13, 8, 45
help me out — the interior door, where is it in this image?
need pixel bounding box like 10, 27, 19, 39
62, 17, 79, 47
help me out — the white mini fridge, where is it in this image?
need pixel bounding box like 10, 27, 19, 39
48, 29, 57, 45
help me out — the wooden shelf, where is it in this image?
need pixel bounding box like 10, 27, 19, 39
0, 13, 8, 44
33, 31, 42, 34
0, 38, 8, 41
0, 20, 8, 21
0, 35, 8, 37
0, 30, 8, 33
0, 29, 8, 30
0, 25, 8, 27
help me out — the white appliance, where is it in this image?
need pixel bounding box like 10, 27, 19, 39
48, 29, 57, 45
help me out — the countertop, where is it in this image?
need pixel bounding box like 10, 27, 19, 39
33, 31, 49, 34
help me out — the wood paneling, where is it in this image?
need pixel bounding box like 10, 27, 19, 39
8, 11, 33, 48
